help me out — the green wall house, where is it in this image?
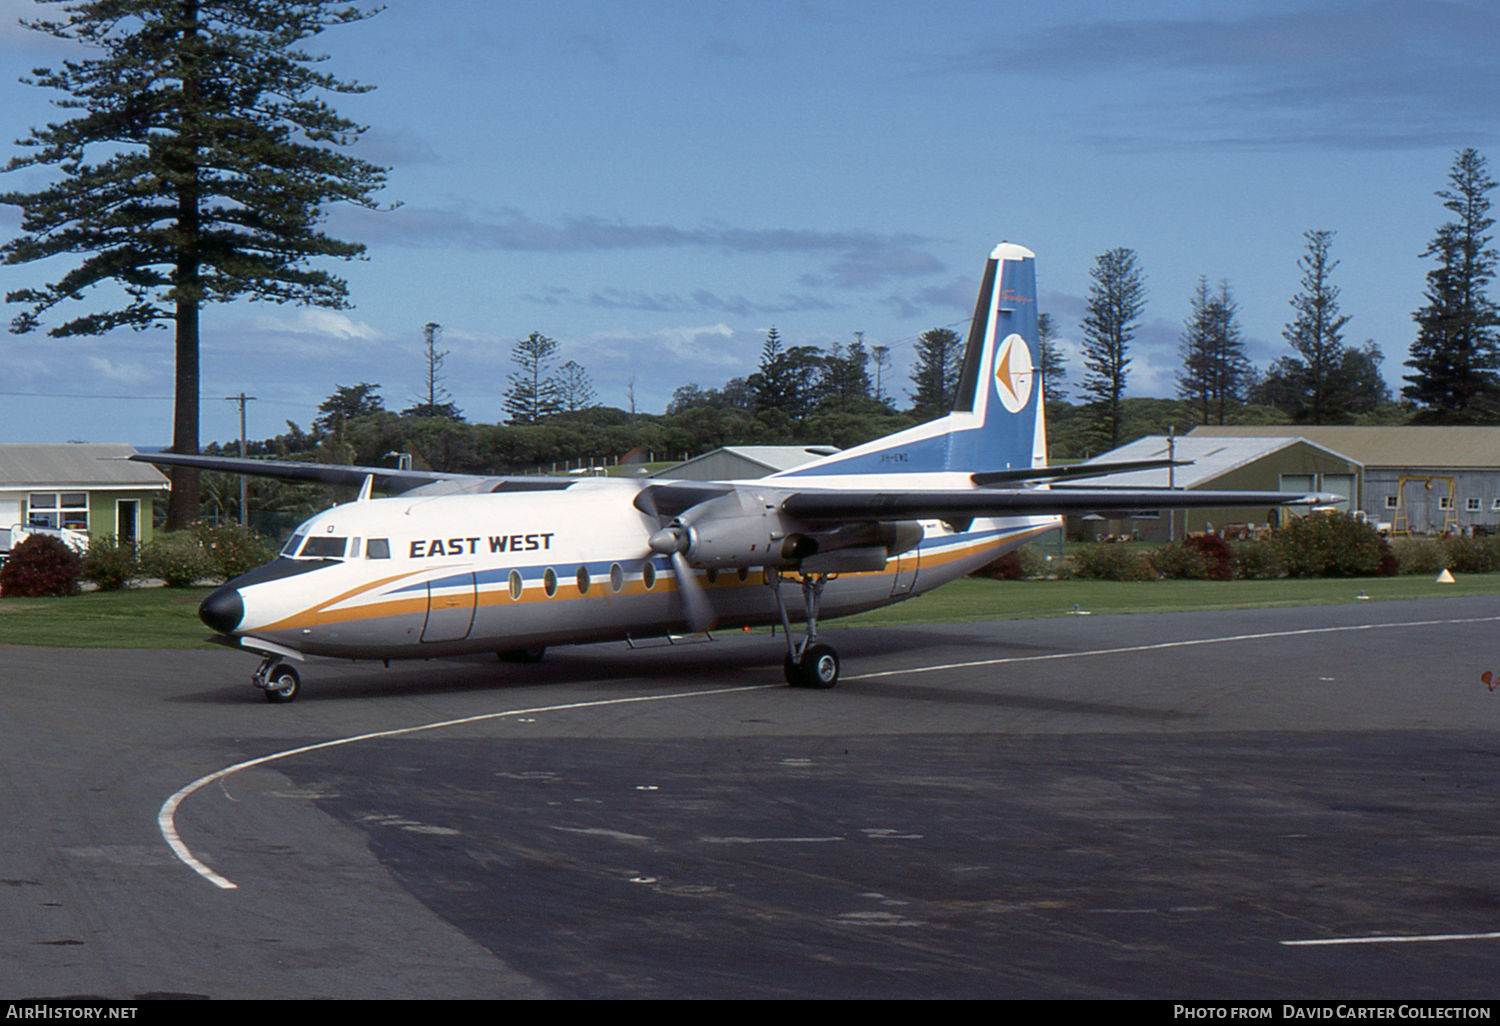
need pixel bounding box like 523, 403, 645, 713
0, 444, 169, 547
1067, 435, 1362, 542
1193, 425, 1500, 534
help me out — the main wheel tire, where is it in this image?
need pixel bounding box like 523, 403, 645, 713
785, 643, 839, 689
498, 646, 546, 664
263, 665, 300, 704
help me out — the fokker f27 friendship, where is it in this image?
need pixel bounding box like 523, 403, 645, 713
135, 243, 1337, 702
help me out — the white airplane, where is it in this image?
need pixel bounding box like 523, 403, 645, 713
134, 243, 1336, 702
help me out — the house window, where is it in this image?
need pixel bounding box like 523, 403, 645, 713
1385, 495, 1399, 509
1439, 496, 1453, 510
28, 492, 88, 530
1468, 498, 1482, 512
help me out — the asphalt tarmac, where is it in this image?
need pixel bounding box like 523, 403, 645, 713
3, 595, 1500, 1000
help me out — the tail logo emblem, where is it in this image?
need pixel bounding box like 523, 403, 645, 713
992, 333, 1034, 413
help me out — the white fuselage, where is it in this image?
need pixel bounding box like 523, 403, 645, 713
224, 477, 1056, 661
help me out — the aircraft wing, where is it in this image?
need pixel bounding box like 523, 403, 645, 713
127, 451, 575, 495
778, 485, 1341, 522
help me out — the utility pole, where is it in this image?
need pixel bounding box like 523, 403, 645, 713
225, 393, 257, 527
1167, 425, 1176, 542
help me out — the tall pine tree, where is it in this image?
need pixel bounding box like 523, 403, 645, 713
405, 322, 462, 420
908, 326, 963, 419
504, 331, 564, 424
1079, 248, 1146, 450
1177, 277, 1248, 425
1278, 230, 1354, 424
1403, 148, 1500, 423
1037, 312, 1068, 405
557, 360, 598, 413
1, 1, 389, 527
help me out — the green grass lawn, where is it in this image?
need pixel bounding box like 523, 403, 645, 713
840, 572, 1500, 629
0, 587, 215, 648
4, 571, 1500, 650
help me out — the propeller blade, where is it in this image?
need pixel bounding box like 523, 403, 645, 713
670, 550, 715, 633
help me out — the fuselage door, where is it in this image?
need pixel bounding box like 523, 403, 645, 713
890, 546, 919, 597
421, 569, 476, 642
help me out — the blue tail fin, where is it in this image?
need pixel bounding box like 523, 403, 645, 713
772, 242, 1045, 479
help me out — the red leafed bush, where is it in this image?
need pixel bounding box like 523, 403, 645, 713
0, 534, 82, 598
1185, 533, 1235, 581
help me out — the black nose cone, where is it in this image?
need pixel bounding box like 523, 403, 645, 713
200, 585, 244, 635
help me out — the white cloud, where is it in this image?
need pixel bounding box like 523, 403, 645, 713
86, 356, 155, 385
254, 308, 384, 341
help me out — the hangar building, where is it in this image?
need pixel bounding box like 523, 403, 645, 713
1068, 434, 1360, 542
1190, 425, 1500, 534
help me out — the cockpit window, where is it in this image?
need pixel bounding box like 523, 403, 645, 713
299, 536, 347, 559
280, 533, 306, 557
365, 538, 391, 559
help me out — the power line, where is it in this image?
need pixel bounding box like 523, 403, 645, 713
0, 390, 174, 400
0, 389, 316, 410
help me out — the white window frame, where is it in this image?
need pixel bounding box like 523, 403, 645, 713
27, 492, 88, 531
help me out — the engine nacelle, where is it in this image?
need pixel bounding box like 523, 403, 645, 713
651, 489, 925, 573
650, 491, 792, 569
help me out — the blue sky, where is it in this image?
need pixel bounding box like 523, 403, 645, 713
2, 0, 1498, 447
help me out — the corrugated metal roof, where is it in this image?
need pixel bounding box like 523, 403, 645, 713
654, 445, 834, 479
0, 444, 170, 488
1190, 425, 1500, 468
1079, 435, 1357, 488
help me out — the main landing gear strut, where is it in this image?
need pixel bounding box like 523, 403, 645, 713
253, 653, 301, 704
769, 570, 840, 689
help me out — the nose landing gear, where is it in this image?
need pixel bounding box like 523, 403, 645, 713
253, 654, 301, 703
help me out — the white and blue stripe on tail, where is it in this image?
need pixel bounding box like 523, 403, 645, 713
770, 242, 1045, 486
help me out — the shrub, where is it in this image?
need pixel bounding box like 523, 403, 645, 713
1185, 533, 1235, 581
1388, 536, 1445, 576
1274, 511, 1383, 578
139, 532, 216, 587
0, 534, 81, 597
1231, 540, 1284, 580
1376, 537, 1400, 576
80, 534, 139, 591
1069, 543, 1153, 581
972, 544, 1048, 580
1148, 543, 1211, 580
1441, 535, 1499, 574
193, 522, 276, 580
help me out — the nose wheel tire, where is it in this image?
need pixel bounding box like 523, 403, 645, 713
785, 643, 839, 689
263, 665, 301, 703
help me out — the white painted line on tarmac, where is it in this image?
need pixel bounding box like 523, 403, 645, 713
1282, 930, 1500, 946
159, 684, 779, 890
845, 614, 1500, 680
